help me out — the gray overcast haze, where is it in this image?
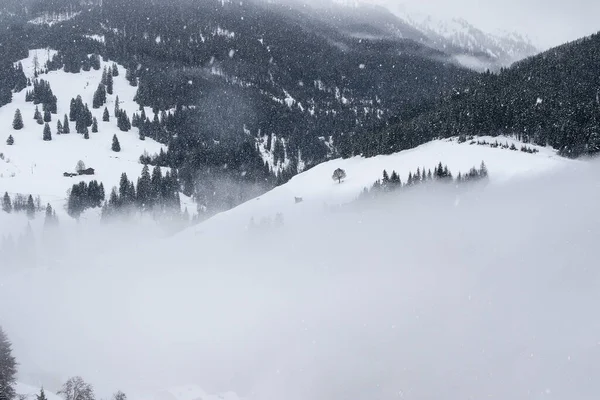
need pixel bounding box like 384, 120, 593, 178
368, 0, 600, 49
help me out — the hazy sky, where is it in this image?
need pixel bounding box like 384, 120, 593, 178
372, 0, 600, 49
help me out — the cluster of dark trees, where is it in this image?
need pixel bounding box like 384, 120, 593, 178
67, 180, 106, 218
358, 161, 489, 200
115, 104, 131, 132
460, 137, 541, 154
2, 192, 43, 219
92, 65, 118, 108
25, 79, 58, 113
345, 33, 600, 159
69, 95, 97, 136
99, 165, 182, 220
0, 62, 27, 108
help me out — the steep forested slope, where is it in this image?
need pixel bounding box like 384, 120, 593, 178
345, 32, 600, 158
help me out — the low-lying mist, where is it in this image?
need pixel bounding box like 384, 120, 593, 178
2, 160, 600, 400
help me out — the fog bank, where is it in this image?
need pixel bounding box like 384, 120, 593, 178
1, 160, 600, 400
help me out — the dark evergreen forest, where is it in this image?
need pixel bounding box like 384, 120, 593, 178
0, 0, 599, 217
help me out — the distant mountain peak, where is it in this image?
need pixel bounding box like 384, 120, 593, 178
335, 0, 539, 69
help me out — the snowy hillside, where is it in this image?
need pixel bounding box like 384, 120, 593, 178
0, 49, 168, 235
189, 137, 575, 235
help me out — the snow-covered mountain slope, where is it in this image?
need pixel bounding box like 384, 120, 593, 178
391, 4, 539, 69
0, 49, 171, 235
189, 137, 575, 236
358, 0, 538, 68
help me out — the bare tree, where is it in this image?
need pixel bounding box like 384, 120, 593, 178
332, 168, 347, 184
75, 160, 86, 173
58, 377, 94, 400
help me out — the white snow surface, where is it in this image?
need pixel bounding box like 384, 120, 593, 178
191, 136, 574, 235
28, 12, 81, 26
0, 49, 167, 236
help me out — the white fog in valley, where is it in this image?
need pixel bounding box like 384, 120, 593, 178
2, 161, 600, 400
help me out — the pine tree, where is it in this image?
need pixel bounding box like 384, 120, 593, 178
12, 109, 23, 130
92, 118, 98, 133
36, 387, 48, 400
69, 98, 77, 121
26, 195, 35, 219
57, 119, 63, 135
114, 96, 120, 116
480, 161, 488, 178
93, 83, 106, 109
0, 326, 17, 400
43, 109, 51, 123
112, 135, 121, 152
43, 123, 52, 141
63, 114, 70, 134
106, 72, 114, 95
6, 135, 14, 145
84, 104, 93, 127
44, 204, 58, 228
102, 67, 108, 86
2, 192, 12, 213
103, 107, 110, 122
111, 63, 119, 77
136, 165, 151, 208
84, 129, 89, 140
33, 105, 41, 121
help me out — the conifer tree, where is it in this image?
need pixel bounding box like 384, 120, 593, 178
2, 192, 12, 213
26, 195, 35, 219
36, 387, 48, 400
112, 135, 121, 152
92, 118, 98, 133
0, 326, 17, 400
57, 119, 63, 135
12, 109, 23, 130
84, 129, 89, 140
33, 105, 41, 121
44, 204, 58, 228
6, 135, 14, 146
136, 165, 151, 208
43, 109, 51, 123
43, 123, 52, 141
103, 107, 110, 122
102, 67, 108, 86
69, 98, 77, 121
480, 161, 488, 178
84, 104, 93, 127
114, 96, 120, 116
63, 114, 70, 134
112, 63, 119, 77
106, 72, 114, 95
93, 83, 106, 109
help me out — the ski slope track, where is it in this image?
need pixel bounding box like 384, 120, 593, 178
0, 49, 168, 237
190, 137, 574, 236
